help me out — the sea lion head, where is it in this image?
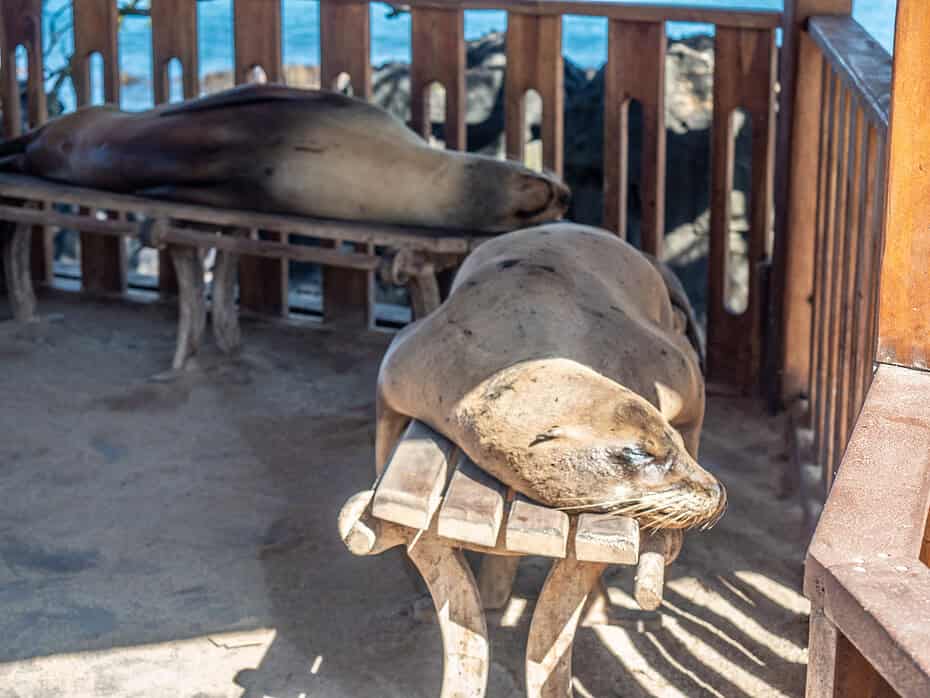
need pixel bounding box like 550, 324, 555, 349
528, 389, 726, 530
457, 155, 571, 231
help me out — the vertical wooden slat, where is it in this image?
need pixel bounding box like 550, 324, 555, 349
233, 0, 286, 316
833, 104, 863, 469
771, 0, 852, 406
861, 133, 887, 399
320, 0, 372, 327
707, 27, 777, 393
603, 20, 666, 256
0, 0, 51, 286
151, 0, 199, 296
876, 0, 930, 370
73, 0, 126, 296
410, 7, 466, 151
813, 73, 839, 468
822, 88, 851, 482
505, 13, 564, 176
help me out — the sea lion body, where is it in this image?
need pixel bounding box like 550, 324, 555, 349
2, 84, 569, 231
377, 223, 725, 529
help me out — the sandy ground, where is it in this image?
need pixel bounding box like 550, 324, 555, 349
0, 291, 810, 698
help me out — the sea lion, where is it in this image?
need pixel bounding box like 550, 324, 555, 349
376, 223, 726, 530
0, 84, 569, 231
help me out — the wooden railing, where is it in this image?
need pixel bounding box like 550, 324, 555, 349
775, 1, 930, 695
0, 0, 781, 392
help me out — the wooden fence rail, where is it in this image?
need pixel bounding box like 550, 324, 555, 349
0, 0, 780, 394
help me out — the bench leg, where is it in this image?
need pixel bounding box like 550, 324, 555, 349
407, 536, 489, 698
212, 245, 241, 354
478, 555, 520, 610
407, 271, 441, 319
170, 244, 206, 370
2, 221, 36, 322
526, 558, 607, 698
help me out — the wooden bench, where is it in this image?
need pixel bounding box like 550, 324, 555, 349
0, 173, 487, 367
339, 420, 683, 698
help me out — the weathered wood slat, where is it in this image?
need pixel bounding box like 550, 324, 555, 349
822, 88, 851, 480
151, 0, 199, 295
72, 0, 126, 296
0, 0, 51, 288
372, 421, 458, 530
327, 0, 781, 29
505, 495, 569, 558
411, 6, 466, 151
0, 174, 488, 253
574, 513, 639, 565
707, 26, 777, 393
505, 13, 563, 175
813, 72, 840, 467
876, 1, 930, 370
438, 454, 507, 547
858, 132, 886, 409
233, 0, 287, 316
603, 20, 665, 256
320, 0, 374, 328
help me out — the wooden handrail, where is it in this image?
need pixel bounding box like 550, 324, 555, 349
805, 364, 930, 697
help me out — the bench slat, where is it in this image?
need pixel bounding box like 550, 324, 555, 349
574, 513, 640, 565
372, 421, 457, 530
438, 453, 506, 547
505, 495, 570, 558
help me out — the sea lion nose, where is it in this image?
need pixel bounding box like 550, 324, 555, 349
554, 181, 571, 212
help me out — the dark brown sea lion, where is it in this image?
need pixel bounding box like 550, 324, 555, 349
0, 84, 570, 231
376, 223, 726, 530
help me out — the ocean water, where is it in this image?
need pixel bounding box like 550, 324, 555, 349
37, 0, 897, 112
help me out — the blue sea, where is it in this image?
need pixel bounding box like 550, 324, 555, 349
37, 0, 897, 112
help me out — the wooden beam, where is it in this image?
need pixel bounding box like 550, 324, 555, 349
876, 0, 930, 370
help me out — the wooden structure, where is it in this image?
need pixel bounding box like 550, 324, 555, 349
0, 0, 780, 393
3, 0, 930, 695
339, 420, 682, 698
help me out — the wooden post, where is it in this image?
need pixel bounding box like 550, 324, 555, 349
0, 0, 51, 290
151, 0, 199, 296
772, 0, 853, 406
707, 27, 777, 393
320, 0, 373, 328
603, 20, 666, 256
72, 0, 126, 296
876, 0, 930, 370
233, 0, 287, 317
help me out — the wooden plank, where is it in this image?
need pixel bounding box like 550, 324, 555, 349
813, 73, 840, 470
603, 20, 665, 256
233, 0, 286, 316
438, 453, 507, 547
876, 0, 930, 370
505, 495, 569, 558
771, 1, 852, 406
805, 609, 839, 698
72, 0, 126, 296
776, 33, 826, 405
861, 134, 887, 402
320, 0, 373, 327
0, 0, 51, 287
574, 513, 638, 565
505, 13, 564, 175
834, 105, 863, 462
372, 421, 458, 530
707, 27, 777, 393
410, 7, 466, 151
0, 173, 490, 254
822, 87, 851, 483
329, 0, 781, 29
151, 0, 199, 296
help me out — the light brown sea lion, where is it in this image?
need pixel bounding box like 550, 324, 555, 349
376, 223, 726, 530
0, 84, 569, 231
